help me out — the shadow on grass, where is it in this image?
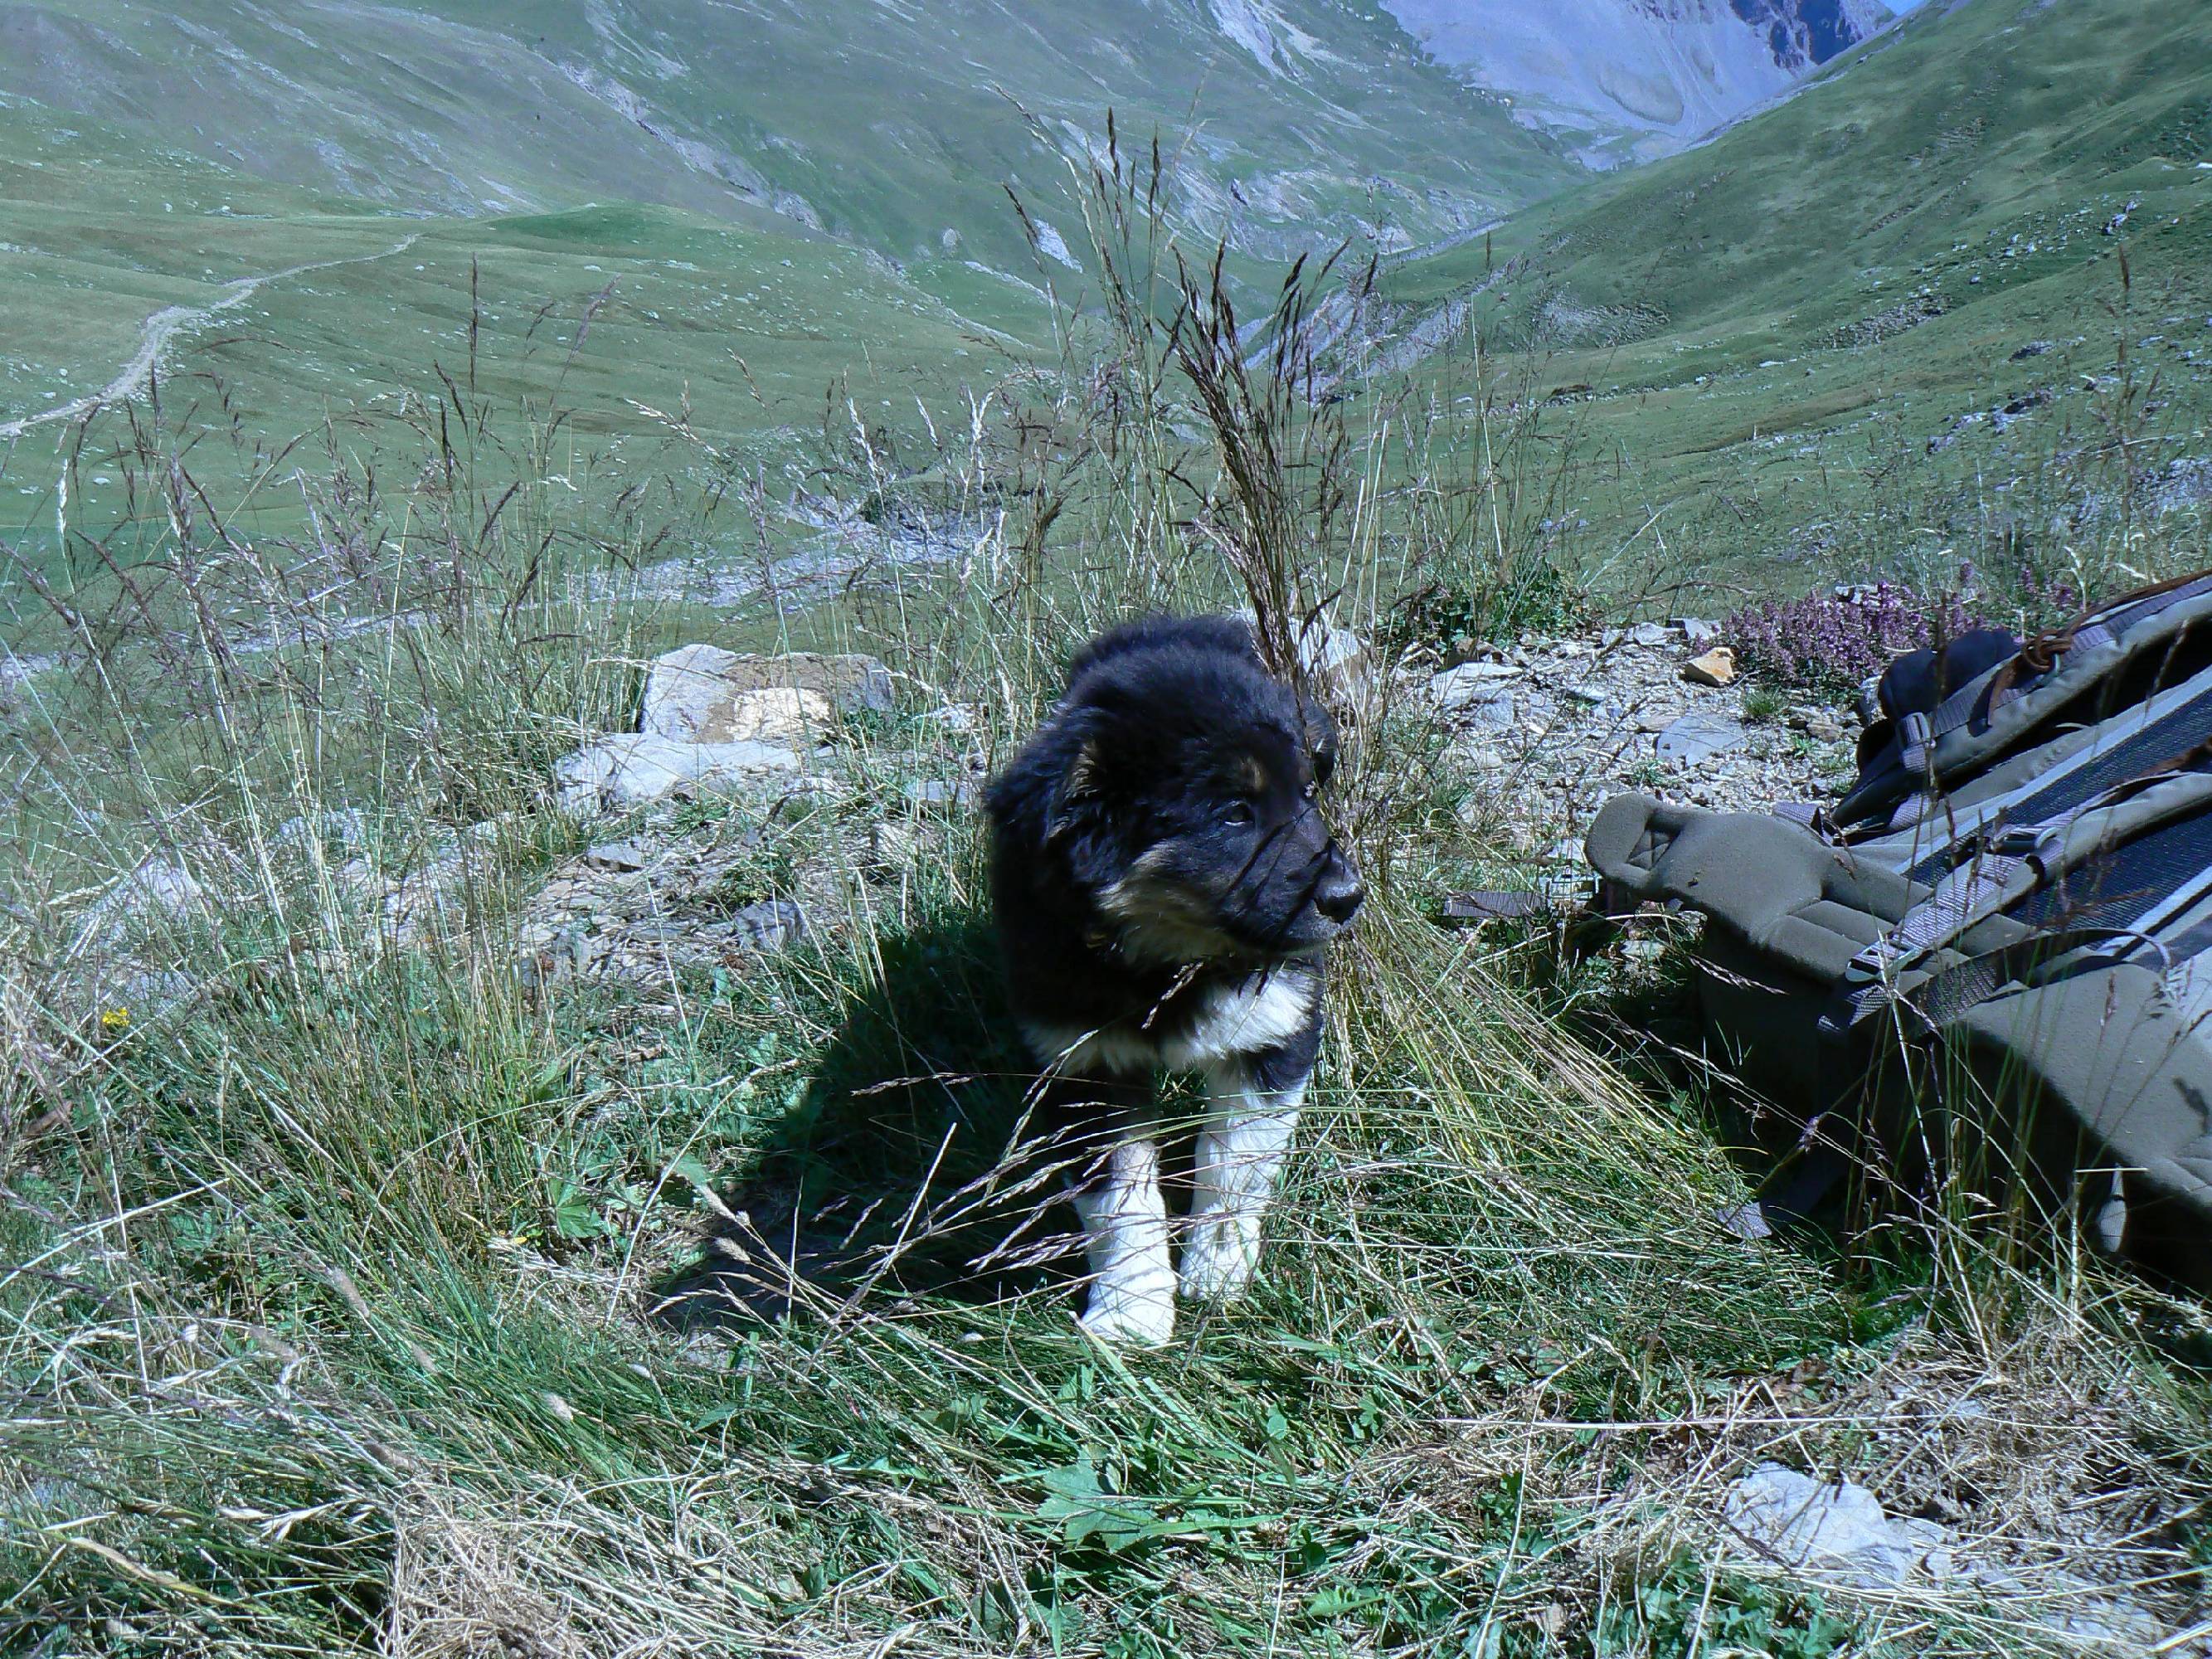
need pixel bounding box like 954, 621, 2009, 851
649, 912, 1084, 1332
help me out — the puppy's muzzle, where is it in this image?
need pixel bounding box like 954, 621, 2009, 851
1311, 847, 1364, 925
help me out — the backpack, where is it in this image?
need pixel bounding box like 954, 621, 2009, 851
1585, 572, 2212, 1293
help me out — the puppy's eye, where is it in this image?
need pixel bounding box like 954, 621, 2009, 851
1221, 800, 1256, 829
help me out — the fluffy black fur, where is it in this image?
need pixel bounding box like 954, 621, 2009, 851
983, 615, 1364, 1339
986, 615, 1361, 1048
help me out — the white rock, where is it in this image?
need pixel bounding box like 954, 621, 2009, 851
722, 687, 833, 745
870, 821, 922, 868
918, 702, 980, 734
640, 645, 892, 742
1723, 1464, 1947, 1587
585, 838, 655, 871
555, 735, 800, 815
85, 858, 206, 938
1674, 617, 1722, 649
905, 778, 978, 809
271, 808, 370, 857
641, 648, 834, 743
1236, 608, 1374, 707
1430, 662, 1520, 709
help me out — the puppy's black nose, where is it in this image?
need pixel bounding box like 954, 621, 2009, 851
1314, 863, 1365, 924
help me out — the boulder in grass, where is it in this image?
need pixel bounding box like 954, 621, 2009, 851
1428, 660, 1521, 710
640, 645, 892, 742
83, 857, 207, 945
1236, 609, 1373, 709
1723, 1464, 1948, 1588
555, 734, 800, 815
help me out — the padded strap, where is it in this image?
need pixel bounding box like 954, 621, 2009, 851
1906, 928, 2161, 1029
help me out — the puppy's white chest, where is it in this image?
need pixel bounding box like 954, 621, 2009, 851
1169, 972, 1314, 1067
1024, 970, 1315, 1075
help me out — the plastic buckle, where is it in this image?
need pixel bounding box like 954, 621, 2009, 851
1986, 822, 2059, 865
1842, 936, 1912, 986
1898, 710, 1934, 772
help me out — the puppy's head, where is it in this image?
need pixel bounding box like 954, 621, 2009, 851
1037, 650, 1363, 966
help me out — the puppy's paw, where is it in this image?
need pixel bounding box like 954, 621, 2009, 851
1179, 1221, 1257, 1302
1078, 1289, 1176, 1346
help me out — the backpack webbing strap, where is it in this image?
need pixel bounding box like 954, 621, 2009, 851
1843, 822, 2054, 986
1839, 927, 2158, 1035
1898, 669, 1999, 772
1859, 759, 2212, 994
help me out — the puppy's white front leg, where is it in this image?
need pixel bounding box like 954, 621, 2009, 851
1069, 1136, 1176, 1345
1182, 1063, 1306, 1302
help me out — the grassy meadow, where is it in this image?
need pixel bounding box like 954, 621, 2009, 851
1371, 0, 2212, 595
4, 0, 2212, 1652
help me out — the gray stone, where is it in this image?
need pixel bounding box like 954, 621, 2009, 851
1627, 622, 1671, 649
586, 839, 656, 871
640, 646, 893, 745
84, 857, 207, 944
728, 898, 809, 953
271, 808, 370, 858
1451, 740, 1506, 771
377, 858, 468, 936
1565, 681, 1607, 706
1428, 661, 1519, 709
905, 778, 979, 809
1655, 713, 1747, 766
1716, 1199, 1774, 1240
869, 821, 923, 868
554, 734, 800, 815
1460, 688, 1519, 731
1237, 609, 1372, 703
918, 702, 980, 735
1723, 1463, 1947, 1587
1673, 617, 1721, 649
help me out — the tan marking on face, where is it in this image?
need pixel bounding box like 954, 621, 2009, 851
1097, 849, 1241, 966
1238, 754, 1268, 795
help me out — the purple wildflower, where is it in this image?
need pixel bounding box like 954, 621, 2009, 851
1726, 582, 1989, 692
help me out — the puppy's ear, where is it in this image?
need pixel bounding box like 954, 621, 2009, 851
1044, 737, 1106, 844
1300, 693, 1340, 788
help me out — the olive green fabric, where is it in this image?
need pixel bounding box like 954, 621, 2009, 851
1587, 791, 2212, 1292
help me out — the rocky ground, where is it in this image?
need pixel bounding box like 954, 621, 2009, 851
70, 618, 1870, 1021
509, 615, 1874, 999
97, 615, 1800, 1020
517, 644, 980, 990
1422, 616, 1863, 893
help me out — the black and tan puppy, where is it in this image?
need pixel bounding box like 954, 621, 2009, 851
985, 615, 1364, 1342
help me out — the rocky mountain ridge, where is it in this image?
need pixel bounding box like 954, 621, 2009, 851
1381, 0, 1895, 164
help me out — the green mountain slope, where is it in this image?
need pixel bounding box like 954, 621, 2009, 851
1375, 0, 2212, 583
1, 0, 1577, 270
0, 90, 1045, 557
0, 0, 1590, 557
